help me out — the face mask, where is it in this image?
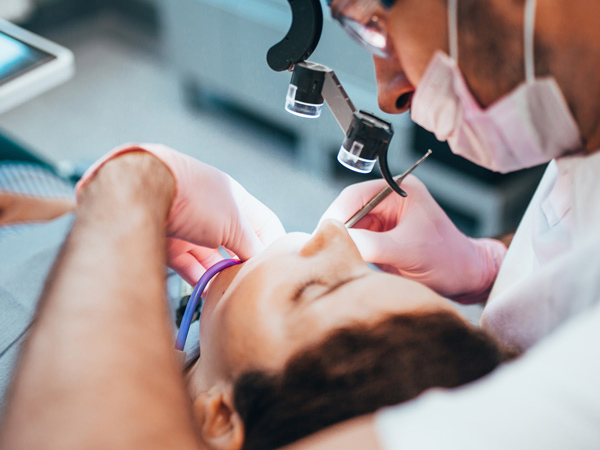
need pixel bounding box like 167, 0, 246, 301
410, 0, 582, 173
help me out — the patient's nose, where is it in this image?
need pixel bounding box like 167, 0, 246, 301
300, 219, 361, 259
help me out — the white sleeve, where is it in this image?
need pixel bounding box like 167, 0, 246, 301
374, 302, 600, 450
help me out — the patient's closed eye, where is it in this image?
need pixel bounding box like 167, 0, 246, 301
292, 279, 329, 303
292, 275, 364, 303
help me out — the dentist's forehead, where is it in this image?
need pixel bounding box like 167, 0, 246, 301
328, 0, 394, 10
328, 0, 388, 21
328, 0, 366, 14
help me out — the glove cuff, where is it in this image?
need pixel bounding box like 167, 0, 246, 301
451, 238, 507, 305
75, 143, 184, 205
77, 143, 168, 195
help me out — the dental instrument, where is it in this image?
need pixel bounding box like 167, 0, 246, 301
345, 150, 433, 229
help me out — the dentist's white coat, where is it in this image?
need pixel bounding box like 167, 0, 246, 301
376, 150, 600, 449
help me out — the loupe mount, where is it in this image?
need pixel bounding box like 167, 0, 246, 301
267, 0, 406, 198
267, 0, 323, 72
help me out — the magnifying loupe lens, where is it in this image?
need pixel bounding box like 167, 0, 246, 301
337, 111, 393, 174
285, 84, 323, 118
337, 142, 376, 173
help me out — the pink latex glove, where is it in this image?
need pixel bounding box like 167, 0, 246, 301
320, 176, 507, 303
77, 144, 285, 285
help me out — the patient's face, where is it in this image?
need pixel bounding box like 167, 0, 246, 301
196, 219, 458, 385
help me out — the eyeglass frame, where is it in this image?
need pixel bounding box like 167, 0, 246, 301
330, 0, 394, 59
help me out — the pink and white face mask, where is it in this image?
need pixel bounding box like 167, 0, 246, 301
410, 0, 582, 173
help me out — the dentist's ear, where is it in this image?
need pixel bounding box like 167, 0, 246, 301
193, 384, 244, 450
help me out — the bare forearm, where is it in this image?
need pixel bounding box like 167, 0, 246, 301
0, 154, 200, 449
0, 192, 75, 225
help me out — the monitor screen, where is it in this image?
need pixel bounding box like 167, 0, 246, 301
0, 31, 55, 85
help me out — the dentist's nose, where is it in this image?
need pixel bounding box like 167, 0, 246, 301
373, 56, 414, 114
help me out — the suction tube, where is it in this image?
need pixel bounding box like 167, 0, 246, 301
175, 259, 242, 351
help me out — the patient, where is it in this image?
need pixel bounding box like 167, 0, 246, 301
186, 219, 510, 450
0, 158, 509, 450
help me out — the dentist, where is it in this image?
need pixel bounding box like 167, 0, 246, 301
301, 0, 600, 448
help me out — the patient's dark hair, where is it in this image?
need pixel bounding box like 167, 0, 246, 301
234, 311, 510, 450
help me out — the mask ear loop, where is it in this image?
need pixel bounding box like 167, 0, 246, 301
524, 0, 537, 83
448, 0, 459, 62
450, 0, 537, 80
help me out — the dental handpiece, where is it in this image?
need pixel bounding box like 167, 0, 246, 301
345, 150, 433, 229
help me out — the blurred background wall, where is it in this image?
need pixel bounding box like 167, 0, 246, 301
0, 0, 544, 234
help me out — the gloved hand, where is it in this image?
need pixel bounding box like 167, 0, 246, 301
320, 176, 507, 303
77, 144, 286, 285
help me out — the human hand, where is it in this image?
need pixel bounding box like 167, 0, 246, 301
77, 144, 285, 285
320, 176, 506, 303
0, 192, 75, 226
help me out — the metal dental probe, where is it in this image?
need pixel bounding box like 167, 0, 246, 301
345, 150, 433, 229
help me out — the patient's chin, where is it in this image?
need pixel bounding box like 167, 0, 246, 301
202, 263, 245, 317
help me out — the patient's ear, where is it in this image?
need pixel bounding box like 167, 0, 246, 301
193, 384, 244, 450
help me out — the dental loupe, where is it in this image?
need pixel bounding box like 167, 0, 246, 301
267, 0, 406, 197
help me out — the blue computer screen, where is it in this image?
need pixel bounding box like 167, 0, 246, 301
0, 31, 54, 85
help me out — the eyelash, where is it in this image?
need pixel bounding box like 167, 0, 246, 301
292, 278, 328, 303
